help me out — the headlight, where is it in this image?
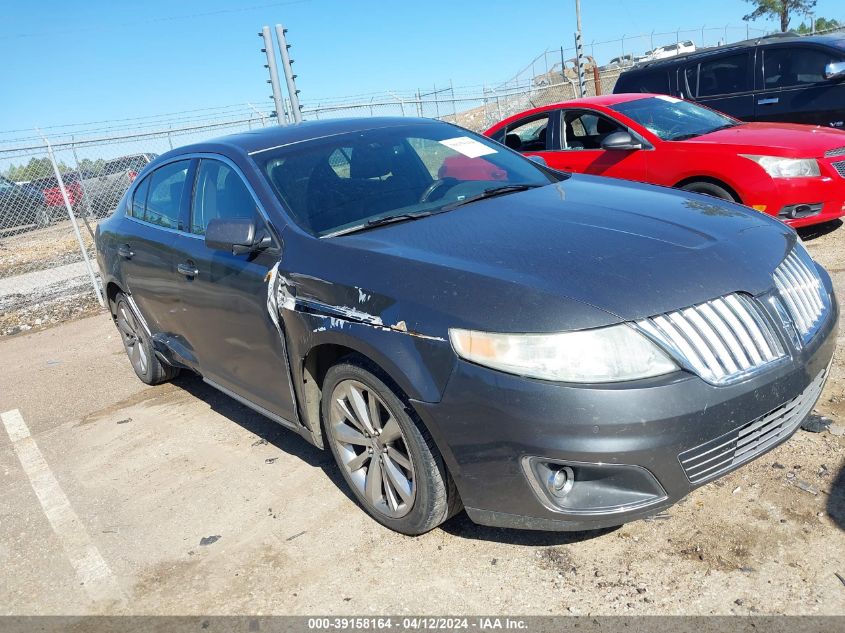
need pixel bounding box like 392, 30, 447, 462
448, 324, 677, 383
740, 155, 820, 178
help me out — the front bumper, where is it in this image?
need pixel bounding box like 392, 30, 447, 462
757, 171, 845, 228
412, 286, 839, 532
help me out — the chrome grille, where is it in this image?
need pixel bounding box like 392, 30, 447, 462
679, 368, 827, 484
636, 293, 785, 385
824, 146, 845, 158
831, 159, 845, 178
773, 246, 827, 343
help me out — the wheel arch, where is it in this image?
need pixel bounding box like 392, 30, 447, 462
673, 175, 742, 203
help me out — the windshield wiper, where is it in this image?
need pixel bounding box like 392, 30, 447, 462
322, 211, 434, 238
440, 184, 542, 211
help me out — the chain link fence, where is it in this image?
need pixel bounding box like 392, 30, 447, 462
0, 117, 268, 335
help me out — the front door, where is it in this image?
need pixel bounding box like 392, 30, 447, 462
755, 44, 845, 128
543, 109, 648, 182
170, 157, 298, 424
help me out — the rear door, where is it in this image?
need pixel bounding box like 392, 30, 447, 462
169, 156, 298, 424
118, 159, 192, 337
684, 49, 755, 120
755, 44, 845, 127
543, 108, 648, 181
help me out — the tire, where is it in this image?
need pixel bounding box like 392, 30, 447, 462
679, 181, 737, 202
114, 292, 179, 385
322, 359, 459, 535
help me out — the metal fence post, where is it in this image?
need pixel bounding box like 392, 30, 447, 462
38, 130, 104, 308
433, 83, 440, 119
415, 89, 422, 117
260, 26, 285, 126
450, 79, 457, 120
275, 24, 303, 123
69, 137, 96, 240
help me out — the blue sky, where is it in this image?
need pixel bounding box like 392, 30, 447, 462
1, 0, 841, 134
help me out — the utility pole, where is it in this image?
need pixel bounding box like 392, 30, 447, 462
275, 24, 303, 123
574, 0, 586, 97
259, 26, 285, 125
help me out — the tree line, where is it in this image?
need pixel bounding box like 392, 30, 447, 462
4, 156, 107, 182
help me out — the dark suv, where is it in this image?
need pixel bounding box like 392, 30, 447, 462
614, 33, 845, 128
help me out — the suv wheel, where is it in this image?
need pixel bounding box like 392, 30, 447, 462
322, 360, 459, 535
114, 292, 179, 385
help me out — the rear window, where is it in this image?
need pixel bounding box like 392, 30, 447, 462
615, 69, 671, 94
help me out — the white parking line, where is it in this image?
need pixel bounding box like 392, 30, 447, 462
1, 409, 125, 606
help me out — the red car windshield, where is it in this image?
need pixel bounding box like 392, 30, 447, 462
610, 96, 740, 141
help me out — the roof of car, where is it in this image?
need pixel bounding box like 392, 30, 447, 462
178, 117, 439, 157
626, 31, 845, 71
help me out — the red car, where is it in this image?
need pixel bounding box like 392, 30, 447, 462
483, 94, 845, 228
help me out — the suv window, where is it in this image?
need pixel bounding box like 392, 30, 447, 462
142, 160, 189, 229
504, 114, 550, 152
625, 69, 670, 94
190, 159, 259, 235
763, 47, 840, 88
688, 52, 750, 97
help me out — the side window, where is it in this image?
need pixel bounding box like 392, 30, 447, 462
190, 159, 259, 236
504, 115, 550, 152
684, 64, 698, 97
130, 175, 150, 218
696, 53, 749, 97
562, 111, 622, 150
145, 160, 189, 229
628, 70, 670, 94
764, 48, 839, 89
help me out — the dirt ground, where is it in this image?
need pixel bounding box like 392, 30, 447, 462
0, 221, 843, 616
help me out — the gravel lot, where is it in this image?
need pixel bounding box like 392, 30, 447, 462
0, 220, 842, 616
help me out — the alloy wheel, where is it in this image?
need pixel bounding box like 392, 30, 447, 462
116, 301, 148, 376
329, 379, 416, 518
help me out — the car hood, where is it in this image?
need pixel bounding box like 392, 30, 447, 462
686, 121, 845, 157
295, 175, 795, 335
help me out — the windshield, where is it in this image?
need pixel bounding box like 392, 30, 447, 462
610, 96, 739, 141
253, 122, 558, 237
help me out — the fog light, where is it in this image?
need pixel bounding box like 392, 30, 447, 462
523, 457, 667, 515
778, 203, 822, 219
546, 465, 575, 498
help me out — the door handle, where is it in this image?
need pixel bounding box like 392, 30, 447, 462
177, 262, 199, 277
117, 244, 134, 258
757, 97, 779, 105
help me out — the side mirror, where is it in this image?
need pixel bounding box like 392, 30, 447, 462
205, 218, 268, 255
824, 61, 845, 81
601, 131, 643, 151
527, 155, 548, 167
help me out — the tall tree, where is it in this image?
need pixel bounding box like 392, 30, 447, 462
743, 0, 817, 32
796, 16, 840, 33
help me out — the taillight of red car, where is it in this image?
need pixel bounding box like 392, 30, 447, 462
43, 181, 82, 207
